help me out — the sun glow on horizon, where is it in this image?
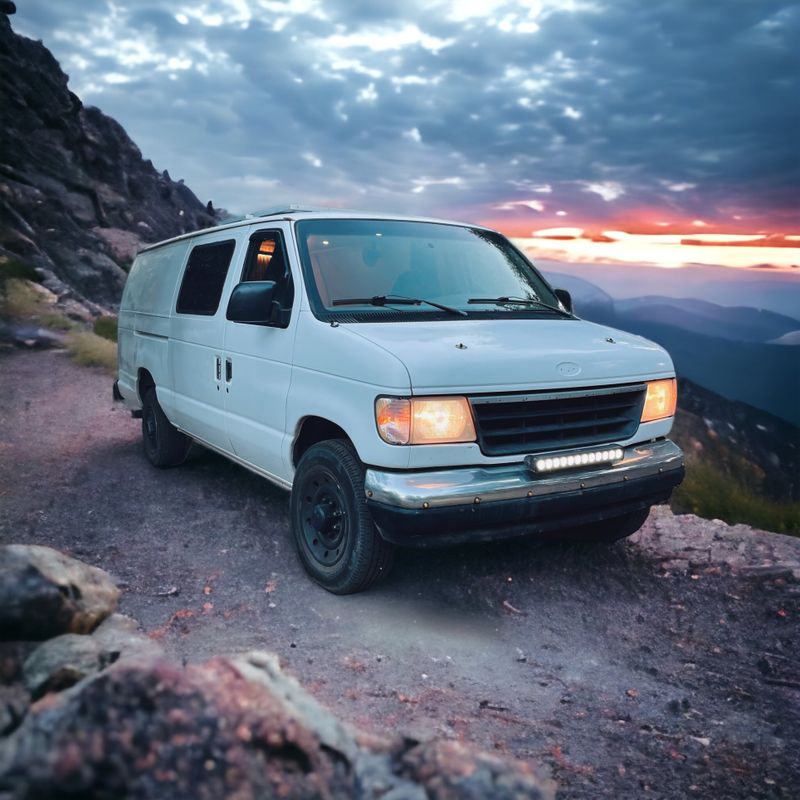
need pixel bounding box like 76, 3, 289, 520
509, 230, 800, 271
483, 202, 800, 270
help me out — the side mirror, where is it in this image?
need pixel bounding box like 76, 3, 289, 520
554, 288, 573, 313
226, 281, 277, 325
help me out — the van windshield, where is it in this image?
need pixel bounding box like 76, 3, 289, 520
295, 219, 565, 321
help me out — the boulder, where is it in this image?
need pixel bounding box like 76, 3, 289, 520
0, 684, 28, 736
21, 634, 99, 699
0, 545, 120, 640
91, 226, 143, 265
0, 642, 34, 737
0, 651, 554, 800
22, 614, 163, 698
401, 739, 551, 799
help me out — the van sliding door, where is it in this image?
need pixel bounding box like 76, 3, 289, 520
169, 237, 241, 450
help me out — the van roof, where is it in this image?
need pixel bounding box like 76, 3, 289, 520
137, 205, 492, 254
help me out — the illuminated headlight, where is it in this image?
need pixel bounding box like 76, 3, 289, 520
641, 379, 677, 423
533, 447, 624, 472
376, 396, 477, 445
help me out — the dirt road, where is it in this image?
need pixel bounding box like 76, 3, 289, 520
1, 348, 798, 799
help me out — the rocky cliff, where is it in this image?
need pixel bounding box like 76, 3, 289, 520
0, 8, 218, 311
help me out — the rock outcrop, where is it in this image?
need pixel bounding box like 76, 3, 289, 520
21, 614, 162, 699
0, 547, 554, 800
0, 9, 219, 311
1, 652, 553, 800
0, 545, 120, 640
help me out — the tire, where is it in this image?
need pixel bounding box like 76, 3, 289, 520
141, 387, 190, 468
290, 439, 395, 594
564, 507, 651, 544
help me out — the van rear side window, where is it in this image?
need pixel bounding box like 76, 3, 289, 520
176, 240, 236, 315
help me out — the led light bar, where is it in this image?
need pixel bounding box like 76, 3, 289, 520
532, 447, 624, 473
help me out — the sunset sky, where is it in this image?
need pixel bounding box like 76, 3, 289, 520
13, 0, 800, 270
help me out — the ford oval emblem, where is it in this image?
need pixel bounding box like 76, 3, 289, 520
557, 361, 581, 377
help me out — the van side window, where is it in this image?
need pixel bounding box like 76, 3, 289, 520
176, 240, 236, 315
242, 232, 294, 310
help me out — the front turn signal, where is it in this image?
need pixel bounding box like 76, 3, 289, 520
375, 397, 412, 444
640, 378, 677, 423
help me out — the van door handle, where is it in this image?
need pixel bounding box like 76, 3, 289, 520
225, 358, 233, 382
215, 356, 222, 381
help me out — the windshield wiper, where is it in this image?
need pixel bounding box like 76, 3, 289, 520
332, 294, 467, 317
467, 296, 571, 317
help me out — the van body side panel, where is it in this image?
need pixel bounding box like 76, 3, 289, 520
286, 310, 413, 474
125, 243, 187, 316
220, 223, 297, 480
169, 234, 245, 450
118, 242, 188, 413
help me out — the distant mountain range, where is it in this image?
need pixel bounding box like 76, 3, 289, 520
542, 271, 800, 427
531, 257, 800, 320
614, 297, 798, 344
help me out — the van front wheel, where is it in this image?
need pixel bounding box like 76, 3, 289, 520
290, 440, 394, 594
141, 387, 190, 468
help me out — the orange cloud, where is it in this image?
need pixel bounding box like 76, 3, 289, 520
480, 205, 800, 270
511, 232, 800, 270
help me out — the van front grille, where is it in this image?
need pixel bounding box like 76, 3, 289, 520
470, 384, 647, 456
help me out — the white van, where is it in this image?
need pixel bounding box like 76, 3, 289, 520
116, 205, 684, 593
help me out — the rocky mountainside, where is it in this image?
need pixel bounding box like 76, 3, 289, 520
0, 8, 218, 312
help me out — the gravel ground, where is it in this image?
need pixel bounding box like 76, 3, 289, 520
1, 347, 798, 799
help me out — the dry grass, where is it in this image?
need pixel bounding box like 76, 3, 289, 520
66, 331, 117, 374
1, 276, 81, 333
0, 278, 46, 318
673, 461, 800, 535
93, 315, 118, 342
0, 255, 39, 285
36, 313, 81, 331
2, 273, 117, 375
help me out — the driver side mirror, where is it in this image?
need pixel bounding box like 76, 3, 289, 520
554, 288, 573, 313
226, 281, 277, 325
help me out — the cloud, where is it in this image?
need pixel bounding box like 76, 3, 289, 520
495, 200, 546, 212
581, 181, 625, 202
663, 181, 697, 192
11, 0, 799, 229
411, 176, 463, 194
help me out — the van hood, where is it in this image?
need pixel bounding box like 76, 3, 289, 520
348, 318, 674, 393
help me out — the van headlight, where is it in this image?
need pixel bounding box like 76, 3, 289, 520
375, 396, 477, 445
640, 378, 677, 423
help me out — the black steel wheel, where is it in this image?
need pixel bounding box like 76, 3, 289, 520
290, 439, 394, 594
141, 387, 190, 468
298, 465, 349, 567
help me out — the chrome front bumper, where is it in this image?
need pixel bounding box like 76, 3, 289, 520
365, 438, 684, 510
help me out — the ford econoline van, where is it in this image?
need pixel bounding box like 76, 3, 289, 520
116, 205, 684, 593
